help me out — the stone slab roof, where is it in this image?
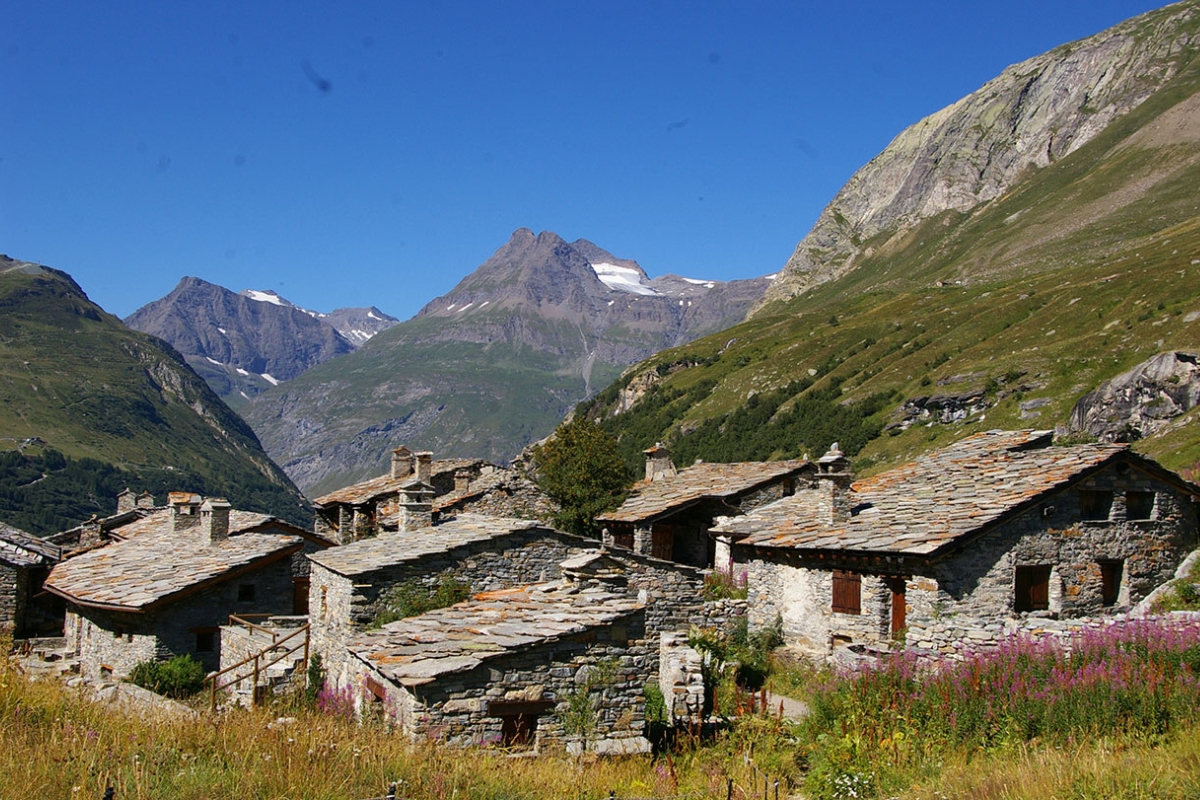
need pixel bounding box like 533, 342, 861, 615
44, 521, 302, 611
597, 460, 811, 524
0, 521, 61, 567
717, 430, 1151, 557
347, 581, 642, 687
308, 513, 549, 577
312, 459, 488, 507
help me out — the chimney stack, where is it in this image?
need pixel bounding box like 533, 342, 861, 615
454, 469, 472, 494
136, 491, 156, 509
644, 443, 677, 482
169, 492, 203, 534
201, 498, 232, 543
390, 446, 415, 480
816, 444, 853, 524
415, 451, 433, 484
397, 479, 433, 531
116, 488, 136, 514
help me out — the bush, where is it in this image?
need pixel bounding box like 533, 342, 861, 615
128, 654, 206, 699
373, 576, 471, 627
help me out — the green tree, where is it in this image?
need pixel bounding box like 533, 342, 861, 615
531, 417, 631, 537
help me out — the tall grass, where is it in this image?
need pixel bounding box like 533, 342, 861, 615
799, 618, 1200, 798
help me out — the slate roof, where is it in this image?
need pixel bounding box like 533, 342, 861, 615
347, 581, 642, 687
312, 459, 487, 506
597, 459, 811, 524
44, 516, 303, 611
715, 430, 1169, 557
309, 514, 550, 577
0, 521, 61, 567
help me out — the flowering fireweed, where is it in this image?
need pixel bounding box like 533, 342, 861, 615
800, 619, 1200, 798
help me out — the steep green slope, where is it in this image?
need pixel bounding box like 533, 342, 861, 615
582, 19, 1200, 477
0, 259, 309, 534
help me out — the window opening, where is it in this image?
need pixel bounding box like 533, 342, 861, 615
1125, 491, 1155, 521
1079, 490, 1113, 521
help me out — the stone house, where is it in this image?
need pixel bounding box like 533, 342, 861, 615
714, 430, 1200, 661
0, 521, 64, 639
312, 446, 530, 543
47, 488, 162, 553
597, 444, 814, 568
44, 493, 331, 676
343, 563, 651, 753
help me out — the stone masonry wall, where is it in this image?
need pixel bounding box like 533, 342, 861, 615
0, 563, 20, 636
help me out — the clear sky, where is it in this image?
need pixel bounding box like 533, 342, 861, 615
1, 1, 1171, 321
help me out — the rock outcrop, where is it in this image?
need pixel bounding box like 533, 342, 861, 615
1069, 352, 1200, 442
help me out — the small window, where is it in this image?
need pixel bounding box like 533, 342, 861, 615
832, 570, 861, 614
1079, 490, 1113, 521
195, 631, 215, 652
237, 584, 256, 602
1015, 565, 1051, 612
1100, 561, 1123, 606
1126, 491, 1155, 521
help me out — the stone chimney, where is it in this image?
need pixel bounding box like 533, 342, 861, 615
169, 492, 203, 533
79, 515, 103, 548
816, 444, 854, 524
116, 488, 136, 514
397, 479, 434, 531
454, 469, 472, 494
390, 446, 415, 480
136, 491, 156, 509
415, 451, 433, 484
201, 497, 232, 543
644, 443, 677, 482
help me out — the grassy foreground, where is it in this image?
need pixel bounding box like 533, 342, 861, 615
5, 619, 1200, 799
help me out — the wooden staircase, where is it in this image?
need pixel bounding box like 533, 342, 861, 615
206, 615, 309, 710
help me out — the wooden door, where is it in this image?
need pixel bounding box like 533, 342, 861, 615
886, 577, 907, 636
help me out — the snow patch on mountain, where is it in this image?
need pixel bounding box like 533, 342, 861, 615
591, 262, 661, 296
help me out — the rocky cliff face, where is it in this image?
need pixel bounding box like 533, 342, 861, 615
242, 230, 771, 494
757, 1, 1200, 310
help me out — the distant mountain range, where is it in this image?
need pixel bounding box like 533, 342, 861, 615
0, 258, 308, 534
240, 230, 772, 495
125, 279, 397, 407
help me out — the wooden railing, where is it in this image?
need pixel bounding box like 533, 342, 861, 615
205, 618, 309, 711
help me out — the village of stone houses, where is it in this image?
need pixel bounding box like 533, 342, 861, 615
5, 426, 1200, 788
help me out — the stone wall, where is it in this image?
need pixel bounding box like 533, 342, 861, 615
738, 465, 1198, 661
348, 609, 651, 753
0, 563, 19, 636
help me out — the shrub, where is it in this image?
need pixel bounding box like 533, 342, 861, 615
373, 576, 471, 627
702, 567, 749, 600
128, 654, 206, 699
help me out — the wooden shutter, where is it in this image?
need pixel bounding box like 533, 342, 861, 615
832, 570, 861, 614
1015, 566, 1051, 612
887, 577, 907, 635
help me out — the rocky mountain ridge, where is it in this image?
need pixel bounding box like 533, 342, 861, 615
580, 1, 1200, 479
241, 230, 771, 494
125, 278, 397, 407
757, 0, 1200, 310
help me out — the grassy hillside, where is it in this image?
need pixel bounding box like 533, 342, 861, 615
0, 261, 309, 533
582, 46, 1200, 477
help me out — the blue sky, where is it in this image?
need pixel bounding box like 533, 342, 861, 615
1, 1, 1169, 321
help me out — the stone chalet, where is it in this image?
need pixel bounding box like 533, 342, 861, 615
44, 493, 332, 677
312, 446, 524, 543
0, 521, 64, 638
714, 430, 1200, 661
597, 444, 813, 568
344, 557, 650, 753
